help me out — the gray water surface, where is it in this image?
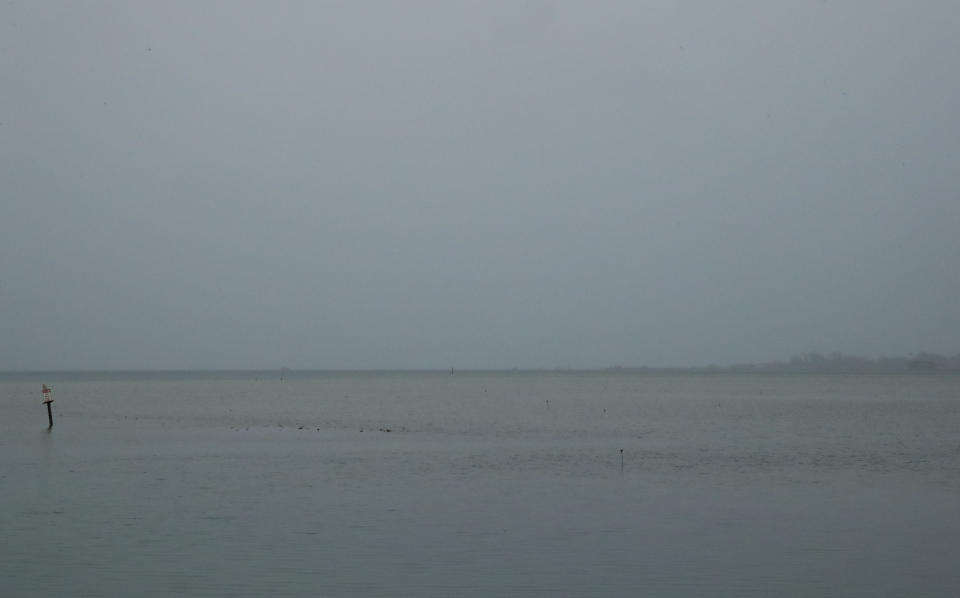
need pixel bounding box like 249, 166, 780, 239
2, 371, 958, 596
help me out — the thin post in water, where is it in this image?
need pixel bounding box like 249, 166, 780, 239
42, 384, 54, 429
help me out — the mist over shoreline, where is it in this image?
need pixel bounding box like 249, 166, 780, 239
4, 351, 959, 377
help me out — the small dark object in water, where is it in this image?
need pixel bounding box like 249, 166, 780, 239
42, 384, 54, 429
44, 399, 54, 429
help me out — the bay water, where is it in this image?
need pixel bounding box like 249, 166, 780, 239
2, 370, 958, 596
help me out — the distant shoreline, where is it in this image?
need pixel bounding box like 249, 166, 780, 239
3, 353, 960, 378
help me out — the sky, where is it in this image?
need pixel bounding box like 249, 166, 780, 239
2, 1, 959, 370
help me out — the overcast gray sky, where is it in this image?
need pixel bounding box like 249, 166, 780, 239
2, 1, 958, 370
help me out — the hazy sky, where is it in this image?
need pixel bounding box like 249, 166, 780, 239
2, 2, 958, 369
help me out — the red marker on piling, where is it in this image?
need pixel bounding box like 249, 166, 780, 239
42, 384, 54, 428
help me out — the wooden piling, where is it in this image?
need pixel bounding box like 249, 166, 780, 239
41, 384, 53, 428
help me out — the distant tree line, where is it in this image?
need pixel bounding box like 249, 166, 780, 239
723, 352, 960, 372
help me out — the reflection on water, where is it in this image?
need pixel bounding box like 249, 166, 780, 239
2, 371, 959, 597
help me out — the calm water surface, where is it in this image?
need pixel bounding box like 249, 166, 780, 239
2, 371, 959, 597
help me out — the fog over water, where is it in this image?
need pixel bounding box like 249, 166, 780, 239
2, 2, 959, 369
3, 371, 960, 597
